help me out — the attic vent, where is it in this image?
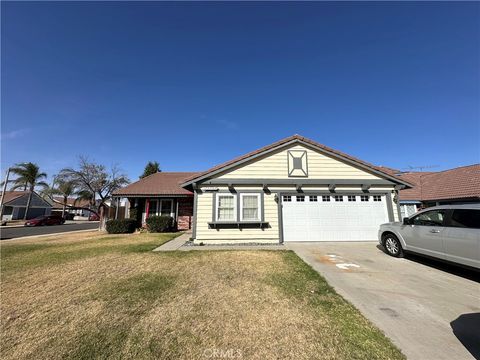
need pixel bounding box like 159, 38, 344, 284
288, 150, 308, 177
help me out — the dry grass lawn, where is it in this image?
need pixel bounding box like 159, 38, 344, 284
1, 232, 405, 359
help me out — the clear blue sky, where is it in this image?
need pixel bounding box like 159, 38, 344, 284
2, 1, 479, 182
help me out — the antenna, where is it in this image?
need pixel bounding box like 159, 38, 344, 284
402, 165, 439, 172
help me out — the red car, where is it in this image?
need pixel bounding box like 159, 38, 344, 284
25, 215, 65, 226
89, 213, 99, 221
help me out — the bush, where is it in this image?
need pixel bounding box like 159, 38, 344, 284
129, 207, 141, 227
106, 219, 137, 234
146, 216, 174, 233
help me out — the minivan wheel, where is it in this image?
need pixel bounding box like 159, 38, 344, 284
382, 234, 404, 258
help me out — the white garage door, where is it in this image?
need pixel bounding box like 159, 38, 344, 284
282, 194, 389, 242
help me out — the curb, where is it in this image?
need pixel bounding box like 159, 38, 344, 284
0, 229, 99, 242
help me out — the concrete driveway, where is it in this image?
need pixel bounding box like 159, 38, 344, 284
287, 242, 480, 360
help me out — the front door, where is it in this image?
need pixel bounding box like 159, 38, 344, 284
160, 199, 173, 217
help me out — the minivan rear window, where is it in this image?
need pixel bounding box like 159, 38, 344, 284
449, 209, 480, 229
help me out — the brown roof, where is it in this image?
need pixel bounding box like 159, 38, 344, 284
0, 191, 29, 204
51, 197, 91, 209
395, 164, 480, 201
113, 172, 200, 196
182, 134, 412, 186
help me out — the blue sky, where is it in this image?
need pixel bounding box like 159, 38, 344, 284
2, 1, 479, 182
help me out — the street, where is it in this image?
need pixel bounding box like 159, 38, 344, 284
0, 222, 99, 240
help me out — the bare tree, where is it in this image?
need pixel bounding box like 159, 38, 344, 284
59, 156, 129, 229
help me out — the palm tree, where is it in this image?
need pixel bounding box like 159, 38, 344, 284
47, 179, 77, 218
10, 162, 48, 220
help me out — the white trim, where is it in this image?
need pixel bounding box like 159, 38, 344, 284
215, 194, 237, 221
240, 193, 261, 221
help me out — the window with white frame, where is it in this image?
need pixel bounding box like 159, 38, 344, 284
296, 195, 305, 202
334, 195, 343, 202
240, 194, 261, 221
361, 195, 369, 202
348, 195, 356, 202
373, 195, 382, 202
309, 196, 317, 202
216, 194, 236, 221
283, 195, 291, 202
322, 195, 330, 202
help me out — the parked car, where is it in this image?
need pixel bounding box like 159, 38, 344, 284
25, 215, 65, 227
378, 205, 480, 269
89, 213, 99, 221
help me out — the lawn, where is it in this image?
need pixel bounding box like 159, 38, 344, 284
1, 232, 405, 360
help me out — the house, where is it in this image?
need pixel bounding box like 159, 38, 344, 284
113, 172, 198, 230
383, 164, 480, 218
0, 191, 52, 221
49, 197, 95, 217
114, 135, 412, 243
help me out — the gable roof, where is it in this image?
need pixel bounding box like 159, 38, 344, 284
0, 191, 52, 207
113, 172, 200, 197
394, 164, 480, 202
181, 134, 412, 187
0, 191, 29, 204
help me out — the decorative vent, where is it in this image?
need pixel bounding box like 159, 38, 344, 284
288, 150, 308, 177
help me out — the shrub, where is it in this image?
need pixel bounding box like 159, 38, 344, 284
146, 216, 174, 233
106, 219, 137, 234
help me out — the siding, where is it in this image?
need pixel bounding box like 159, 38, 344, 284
193, 143, 397, 244
195, 188, 279, 243
194, 185, 398, 243
214, 144, 382, 180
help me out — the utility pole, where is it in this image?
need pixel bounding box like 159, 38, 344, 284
0, 168, 11, 221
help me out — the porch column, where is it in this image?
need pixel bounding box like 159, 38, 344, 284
145, 198, 150, 220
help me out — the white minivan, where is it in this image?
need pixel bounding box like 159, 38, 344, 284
378, 204, 480, 269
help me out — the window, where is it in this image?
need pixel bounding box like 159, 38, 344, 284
240, 194, 261, 221
283, 195, 291, 202
361, 195, 369, 202
296, 196, 305, 202
160, 199, 172, 216
147, 200, 158, 217
334, 195, 343, 202
373, 195, 382, 202
348, 195, 356, 202
309, 196, 317, 202
322, 195, 330, 202
449, 209, 480, 229
412, 210, 445, 226
216, 194, 236, 221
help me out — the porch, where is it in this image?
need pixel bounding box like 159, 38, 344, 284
128, 196, 193, 230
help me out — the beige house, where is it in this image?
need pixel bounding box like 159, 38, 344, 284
181, 135, 412, 244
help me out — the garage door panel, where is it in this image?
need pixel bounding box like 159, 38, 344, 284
282, 194, 389, 242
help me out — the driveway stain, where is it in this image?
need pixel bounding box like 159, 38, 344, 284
380, 307, 400, 318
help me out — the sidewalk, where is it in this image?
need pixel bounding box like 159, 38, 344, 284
153, 232, 191, 251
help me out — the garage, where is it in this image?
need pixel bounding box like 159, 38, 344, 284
282, 194, 390, 242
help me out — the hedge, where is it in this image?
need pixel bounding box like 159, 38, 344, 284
146, 216, 174, 233
106, 219, 137, 234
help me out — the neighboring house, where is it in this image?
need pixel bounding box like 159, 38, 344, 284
49, 197, 95, 217
114, 135, 412, 242
113, 172, 199, 230
0, 191, 52, 221
382, 164, 480, 219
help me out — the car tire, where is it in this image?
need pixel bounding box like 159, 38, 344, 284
382, 233, 404, 258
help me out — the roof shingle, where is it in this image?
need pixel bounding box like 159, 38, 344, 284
394, 164, 480, 201
113, 172, 199, 196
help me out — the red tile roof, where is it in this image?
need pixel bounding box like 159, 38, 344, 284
393, 164, 480, 201
113, 172, 199, 197
181, 134, 412, 186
